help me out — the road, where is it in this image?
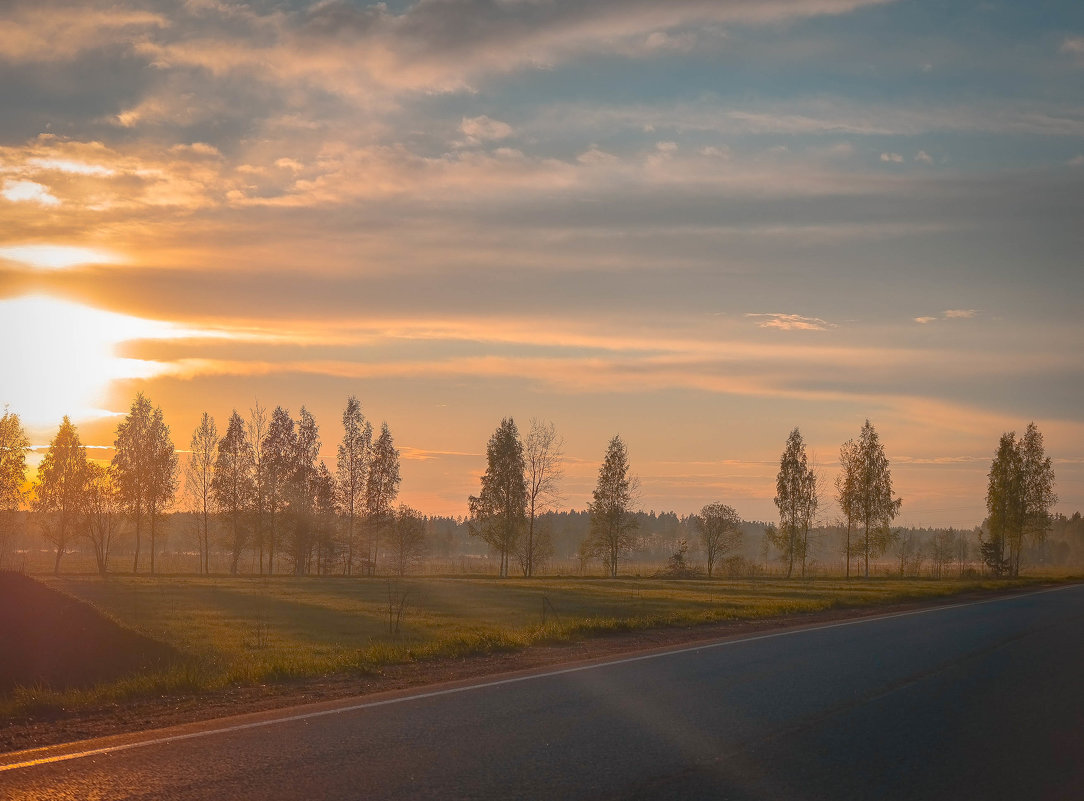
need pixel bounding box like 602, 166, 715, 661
2, 584, 1083, 800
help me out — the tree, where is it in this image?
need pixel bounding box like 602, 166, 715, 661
835, 437, 860, 577
468, 418, 527, 578
247, 401, 270, 574
261, 406, 296, 574
771, 428, 817, 578
84, 463, 121, 576
313, 461, 340, 575
185, 412, 218, 574
286, 406, 321, 575
846, 420, 902, 578
0, 409, 29, 562
1020, 422, 1057, 572
365, 422, 401, 576
213, 410, 255, 575
388, 504, 427, 577
985, 423, 1056, 577
587, 435, 638, 578
521, 418, 563, 577
695, 503, 743, 578
112, 393, 178, 574
33, 417, 89, 575
337, 396, 372, 575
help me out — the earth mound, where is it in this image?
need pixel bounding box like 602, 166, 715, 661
0, 571, 180, 694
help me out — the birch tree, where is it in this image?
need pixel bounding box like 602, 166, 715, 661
213, 410, 255, 575
468, 418, 526, 578
261, 405, 296, 574
0, 409, 29, 562
33, 417, 89, 575
521, 418, 563, 577
337, 396, 371, 575
365, 422, 401, 575
247, 401, 269, 573
771, 428, 816, 578
112, 393, 177, 574
84, 463, 121, 576
587, 435, 638, 578
695, 502, 742, 578
844, 420, 902, 578
185, 412, 218, 574
985, 423, 1056, 577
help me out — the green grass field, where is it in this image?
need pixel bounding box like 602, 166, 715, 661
47, 578, 1051, 676
2, 573, 1062, 718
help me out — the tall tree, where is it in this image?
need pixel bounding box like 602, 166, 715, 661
365, 422, 401, 576
83, 462, 121, 576
847, 420, 902, 578
835, 437, 860, 578
313, 461, 339, 575
246, 401, 269, 574
112, 393, 178, 574
587, 434, 638, 578
213, 411, 255, 575
261, 405, 296, 574
468, 418, 527, 578
286, 407, 321, 575
522, 418, 563, 577
771, 427, 816, 578
985, 423, 1056, 577
0, 409, 29, 561
185, 412, 218, 574
337, 396, 372, 575
33, 417, 89, 575
1020, 422, 1057, 573
695, 502, 743, 578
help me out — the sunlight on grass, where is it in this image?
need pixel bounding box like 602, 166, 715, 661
0, 575, 1050, 719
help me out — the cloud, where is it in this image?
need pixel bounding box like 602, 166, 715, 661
1, 179, 59, 206
880, 152, 904, 163
1061, 36, 1084, 64
746, 313, 836, 332
0, 6, 169, 63
1069, 155, 1084, 167
914, 309, 978, 324
914, 150, 933, 164
459, 115, 514, 143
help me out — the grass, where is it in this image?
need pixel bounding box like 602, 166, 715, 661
1, 573, 1060, 719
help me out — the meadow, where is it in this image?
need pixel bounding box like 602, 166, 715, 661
0, 572, 1051, 719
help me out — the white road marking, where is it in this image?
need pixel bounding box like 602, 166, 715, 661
1, 583, 1075, 774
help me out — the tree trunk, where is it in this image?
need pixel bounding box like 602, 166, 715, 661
845, 521, 852, 578
864, 524, 870, 578
133, 514, 142, 574
53, 543, 63, 576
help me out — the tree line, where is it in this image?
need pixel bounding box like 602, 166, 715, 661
0, 395, 414, 576
0, 401, 1061, 578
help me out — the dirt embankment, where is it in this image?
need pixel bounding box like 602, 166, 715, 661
0, 571, 180, 695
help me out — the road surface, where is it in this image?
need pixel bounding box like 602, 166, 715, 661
3, 584, 1083, 800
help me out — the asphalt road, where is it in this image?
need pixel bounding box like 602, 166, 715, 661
3, 584, 1083, 800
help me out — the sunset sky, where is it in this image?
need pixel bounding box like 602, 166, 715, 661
1, 0, 1082, 526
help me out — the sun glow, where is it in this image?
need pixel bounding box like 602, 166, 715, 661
0, 295, 197, 428
0, 245, 124, 270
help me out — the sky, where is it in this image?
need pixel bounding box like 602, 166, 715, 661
1, 0, 1082, 526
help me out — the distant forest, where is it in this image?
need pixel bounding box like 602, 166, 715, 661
2, 508, 1082, 579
